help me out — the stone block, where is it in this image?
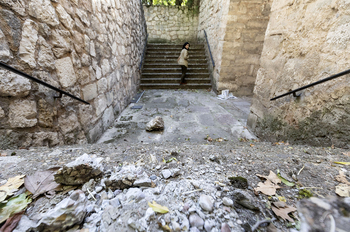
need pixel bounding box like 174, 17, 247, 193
0, 28, 11, 62
102, 106, 114, 130
18, 19, 38, 68
97, 78, 108, 93
101, 59, 111, 76
94, 95, 107, 116
38, 36, 55, 70
88, 120, 103, 143
58, 113, 80, 135
0, 106, 4, 118
38, 99, 56, 128
32, 132, 61, 147
0, 70, 31, 97
55, 57, 77, 88
56, 4, 74, 29
28, 0, 59, 26
0, 0, 26, 16
9, 100, 37, 128
82, 83, 98, 101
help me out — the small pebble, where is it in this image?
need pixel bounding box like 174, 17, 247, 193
223, 197, 233, 206
150, 175, 157, 180
199, 195, 213, 212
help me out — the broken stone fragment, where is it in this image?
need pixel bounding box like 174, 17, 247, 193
104, 165, 147, 191
54, 154, 103, 185
35, 190, 87, 231
232, 189, 260, 211
145, 116, 164, 131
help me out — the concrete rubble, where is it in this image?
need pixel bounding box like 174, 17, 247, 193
145, 116, 165, 132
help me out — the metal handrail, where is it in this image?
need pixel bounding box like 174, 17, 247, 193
270, 68, 350, 101
204, 30, 215, 68
139, 33, 148, 70
0, 61, 90, 104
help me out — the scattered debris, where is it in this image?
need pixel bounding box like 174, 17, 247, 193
148, 201, 169, 214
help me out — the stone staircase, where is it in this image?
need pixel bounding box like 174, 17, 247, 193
140, 44, 212, 89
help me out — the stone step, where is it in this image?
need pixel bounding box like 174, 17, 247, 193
143, 59, 207, 64
142, 68, 209, 73
147, 44, 204, 49
143, 63, 208, 69
147, 48, 205, 53
140, 83, 212, 89
145, 54, 206, 59
140, 78, 211, 84
141, 73, 210, 78
146, 51, 205, 56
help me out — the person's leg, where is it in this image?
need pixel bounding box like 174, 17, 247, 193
181, 65, 187, 83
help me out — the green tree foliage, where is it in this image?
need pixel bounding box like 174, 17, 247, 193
142, 0, 199, 7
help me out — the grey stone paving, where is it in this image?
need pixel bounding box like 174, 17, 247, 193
98, 90, 256, 144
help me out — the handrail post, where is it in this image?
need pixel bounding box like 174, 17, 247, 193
204, 30, 215, 68
0, 61, 90, 104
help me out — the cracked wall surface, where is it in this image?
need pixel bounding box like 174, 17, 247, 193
0, 0, 147, 149
248, 0, 350, 147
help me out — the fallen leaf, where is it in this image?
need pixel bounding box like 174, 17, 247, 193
277, 196, 286, 202
256, 171, 281, 185
0, 175, 25, 202
0, 193, 32, 224
277, 173, 295, 187
334, 162, 350, 165
148, 201, 169, 214
335, 171, 350, 185
271, 204, 297, 222
250, 144, 254, 147
0, 153, 7, 157
254, 179, 280, 196
24, 167, 60, 199
335, 184, 350, 197
0, 211, 24, 232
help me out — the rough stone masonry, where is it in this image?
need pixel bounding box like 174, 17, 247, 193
0, 0, 147, 149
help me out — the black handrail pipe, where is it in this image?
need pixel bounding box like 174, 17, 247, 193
0, 61, 90, 104
204, 30, 215, 68
139, 33, 148, 70
270, 68, 350, 101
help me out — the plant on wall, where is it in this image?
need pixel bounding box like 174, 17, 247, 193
142, 0, 200, 7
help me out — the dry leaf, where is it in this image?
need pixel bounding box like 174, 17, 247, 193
0, 211, 24, 232
272, 201, 287, 208
256, 171, 281, 185
277, 196, 286, 202
254, 179, 280, 196
271, 204, 296, 222
0, 175, 25, 202
335, 184, 350, 197
24, 167, 60, 199
148, 201, 169, 214
335, 171, 350, 185
0, 193, 32, 224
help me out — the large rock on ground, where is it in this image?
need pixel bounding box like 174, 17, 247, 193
35, 190, 87, 231
54, 154, 103, 185
146, 116, 164, 131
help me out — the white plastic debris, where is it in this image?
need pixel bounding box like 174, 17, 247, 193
217, 89, 237, 100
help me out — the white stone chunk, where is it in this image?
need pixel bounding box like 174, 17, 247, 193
56, 4, 74, 30
101, 59, 111, 76
97, 78, 108, 93
28, 0, 59, 26
0, 28, 11, 62
9, 100, 37, 128
55, 57, 77, 88
82, 83, 98, 101
199, 195, 213, 212
0, 70, 31, 97
94, 95, 107, 116
18, 19, 38, 68
38, 36, 55, 69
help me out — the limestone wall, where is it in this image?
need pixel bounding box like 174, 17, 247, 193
197, 0, 271, 96
0, 0, 147, 149
248, 0, 350, 147
144, 5, 199, 43
197, 0, 230, 91
219, 0, 271, 96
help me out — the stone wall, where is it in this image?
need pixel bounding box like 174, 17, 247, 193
0, 0, 147, 149
197, 0, 230, 92
144, 5, 199, 43
197, 0, 271, 96
248, 0, 350, 147
219, 0, 271, 96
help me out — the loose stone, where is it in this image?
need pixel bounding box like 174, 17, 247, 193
199, 194, 213, 212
